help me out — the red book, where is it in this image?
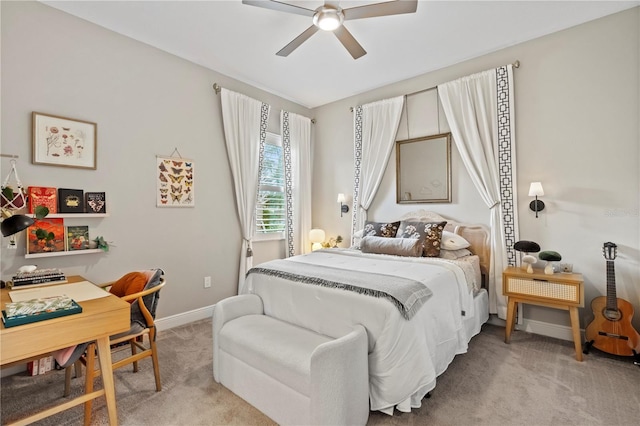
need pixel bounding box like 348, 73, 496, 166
27, 186, 57, 214
26, 218, 65, 254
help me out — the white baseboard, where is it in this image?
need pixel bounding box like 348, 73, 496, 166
1, 305, 215, 378
155, 304, 214, 331
487, 315, 579, 342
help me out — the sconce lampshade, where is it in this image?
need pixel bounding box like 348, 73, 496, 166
1, 214, 35, 237
528, 182, 544, 197
528, 182, 545, 217
337, 193, 346, 203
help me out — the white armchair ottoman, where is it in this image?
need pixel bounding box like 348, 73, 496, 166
213, 294, 369, 426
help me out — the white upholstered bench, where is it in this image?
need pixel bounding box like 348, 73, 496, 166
212, 294, 369, 426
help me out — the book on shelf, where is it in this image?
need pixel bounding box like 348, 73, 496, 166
26, 218, 65, 254
85, 192, 106, 214
1, 295, 82, 328
10, 268, 67, 289
27, 186, 57, 214
57, 188, 84, 213
67, 225, 89, 250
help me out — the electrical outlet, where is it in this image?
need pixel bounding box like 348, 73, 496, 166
204, 276, 212, 288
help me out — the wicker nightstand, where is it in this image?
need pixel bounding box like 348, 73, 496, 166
503, 266, 584, 361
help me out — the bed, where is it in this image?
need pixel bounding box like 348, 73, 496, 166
243, 210, 490, 415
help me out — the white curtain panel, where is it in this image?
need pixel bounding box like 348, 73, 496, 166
351, 96, 405, 241
438, 65, 519, 319
281, 111, 313, 256
220, 88, 271, 294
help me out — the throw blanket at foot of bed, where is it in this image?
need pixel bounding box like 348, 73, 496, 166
247, 259, 432, 320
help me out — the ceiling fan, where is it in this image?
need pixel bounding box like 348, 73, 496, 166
242, 0, 418, 59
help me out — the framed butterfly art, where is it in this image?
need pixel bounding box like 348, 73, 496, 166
156, 155, 194, 207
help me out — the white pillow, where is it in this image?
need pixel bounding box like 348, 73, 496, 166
439, 248, 473, 260
351, 229, 364, 249
440, 231, 471, 250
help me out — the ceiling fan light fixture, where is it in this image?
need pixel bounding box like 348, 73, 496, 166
313, 7, 344, 31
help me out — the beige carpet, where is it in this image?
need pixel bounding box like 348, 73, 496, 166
1, 319, 638, 425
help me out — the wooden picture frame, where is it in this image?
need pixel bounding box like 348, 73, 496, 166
32, 112, 97, 170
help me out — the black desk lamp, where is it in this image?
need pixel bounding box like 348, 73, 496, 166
1, 213, 35, 237
1, 211, 35, 289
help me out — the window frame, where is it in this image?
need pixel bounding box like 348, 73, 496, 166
254, 132, 286, 242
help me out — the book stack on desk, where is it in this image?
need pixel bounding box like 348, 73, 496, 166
10, 268, 67, 289
2, 295, 82, 328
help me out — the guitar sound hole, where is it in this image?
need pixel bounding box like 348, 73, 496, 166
603, 308, 622, 321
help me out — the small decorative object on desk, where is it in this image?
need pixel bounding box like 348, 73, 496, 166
84, 191, 106, 213
2, 295, 82, 328
57, 188, 84, 213
10, 267, 67, 289
67, 225, 89, 250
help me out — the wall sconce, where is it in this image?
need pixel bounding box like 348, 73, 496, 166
528, 182, 545, 218
309, 228, 325, 251
337, 193, 349, 217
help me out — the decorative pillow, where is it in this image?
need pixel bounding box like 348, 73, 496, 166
439, 248, 473, 260
441, 231, 471, 250
350, 229, 364, 249
363, 221, 400, 238
361, 236, 423, 257
396, 221, 447, 257
109, 271, 148, 302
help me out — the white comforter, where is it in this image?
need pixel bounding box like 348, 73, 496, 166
244, 249, 480, 414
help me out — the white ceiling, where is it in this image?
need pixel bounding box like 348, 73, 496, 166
42, 0, 639, 108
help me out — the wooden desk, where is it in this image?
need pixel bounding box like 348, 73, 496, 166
1, 276, 130, 425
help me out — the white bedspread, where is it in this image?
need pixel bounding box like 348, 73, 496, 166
244, 249, 482, 414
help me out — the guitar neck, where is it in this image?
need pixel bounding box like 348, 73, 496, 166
606, 259, 617, 310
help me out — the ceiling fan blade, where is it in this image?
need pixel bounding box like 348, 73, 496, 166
276, 25, 319, 57
333, 26, 366, 59
343, 0, 418, 21
242, 0, 314, 17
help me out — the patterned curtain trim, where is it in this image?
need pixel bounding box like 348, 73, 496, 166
282, 111, 295, 257
251, 102, 269, 256
495, 65, 518, 267
351, 105, 363, 245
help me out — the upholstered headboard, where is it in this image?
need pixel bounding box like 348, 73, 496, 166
398, 210, 491, 281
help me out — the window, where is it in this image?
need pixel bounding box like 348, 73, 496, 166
256, 132, 285, 239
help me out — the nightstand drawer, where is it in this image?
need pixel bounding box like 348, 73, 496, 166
504, 276, 580, 305
502, 267, 584, 307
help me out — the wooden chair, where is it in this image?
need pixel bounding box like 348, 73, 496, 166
64, 271, 165, 424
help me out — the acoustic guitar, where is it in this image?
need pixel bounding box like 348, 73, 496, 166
584, 242, 640, 359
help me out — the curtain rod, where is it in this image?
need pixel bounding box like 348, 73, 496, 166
212, 83, 316, 124
349, 60, 520, 112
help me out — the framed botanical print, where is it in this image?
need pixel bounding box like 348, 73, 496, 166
32, 112, 97, 170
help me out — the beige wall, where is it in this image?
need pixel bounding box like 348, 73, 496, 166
0, 1, 308, 320
312, 7, 640, 333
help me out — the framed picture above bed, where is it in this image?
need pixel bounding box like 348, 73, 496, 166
396, 132, 451, 204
